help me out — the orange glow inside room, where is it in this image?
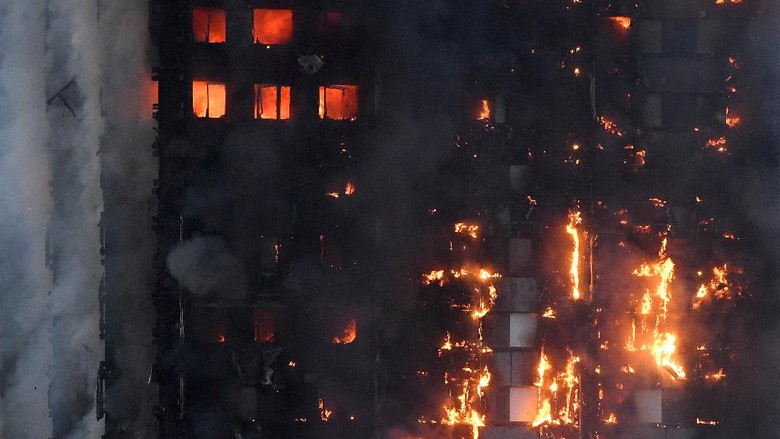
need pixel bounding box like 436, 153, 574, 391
253, 9, 293, 45
319, 85, 358, 120
192, 8, 226, 43
192, 81, 226, 118
254, 85, 291, 120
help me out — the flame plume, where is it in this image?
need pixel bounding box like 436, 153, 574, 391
566, 211, 583, 300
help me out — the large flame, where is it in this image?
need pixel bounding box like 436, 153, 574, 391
627, 235, 686, 379
566, 211, 583, 300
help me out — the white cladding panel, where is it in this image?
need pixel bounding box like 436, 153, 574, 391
509, 313, 537, 348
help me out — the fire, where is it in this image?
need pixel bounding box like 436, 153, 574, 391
725, 107, 741, 127
423, 270, 446, 286
319, 85, 359, 120
628, 235, 686, 379
318, 398, 332, 422
454, 222, 480, 239
566, 211, 583, 300
218, 335, 225, 343
532, 400, 552, 427
706, 368, 726, 381
692, 264, 731, 309
253, 9, 293, 45
598, 116, 624, 136
603, 413, 618, 424
697, 418, 720, 425
478, 99, 490, 121
532, 350, 581, 427
254, 85, 291, 120
715, 0, 742, 4
608, 16, 631, 30
193, 8, 226, 43
542, 307, 556, 319
192, 81, 226, 118
345, 181, 355, 195
706, 137, 728, 153
332, 318, 356, 344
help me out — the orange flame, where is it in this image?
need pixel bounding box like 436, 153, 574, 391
598, 116, 624, 136
706, 137, 728, 153
609, 16, 631, 30
332, 318, 356, 344
319, 398, 333, 422
454, 222, 480, 239
478, 99, 490, 121
725, 107, 741, 127
566, 211, 583, 300
345, 181, 355, 195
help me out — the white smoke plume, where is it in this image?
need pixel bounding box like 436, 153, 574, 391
0, 1, 156, 438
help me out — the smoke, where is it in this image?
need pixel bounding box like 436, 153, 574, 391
168, 236, 247, 299
0, 3, 53, 438
0, 1, 156, 438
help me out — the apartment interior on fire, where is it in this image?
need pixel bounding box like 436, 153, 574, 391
123, 0, 756, 438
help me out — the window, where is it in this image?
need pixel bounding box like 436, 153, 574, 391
253, 9, 293, 45
319, 85, 358, 120
193, 8, 226, 43
192, 81, 226, 118
254, 85, 290, 120
253, 309, 275, 343
320, 12, 342, 36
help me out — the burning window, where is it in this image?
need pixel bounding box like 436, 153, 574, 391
254, 85, 290, 120
253, 309, 275, 343
319, 85, 358, 120
192, 8, 226, 43
192, 81, 226, 118
253, 9, 293, 45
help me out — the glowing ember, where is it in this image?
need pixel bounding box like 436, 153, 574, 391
706, 137, 728, 153
649, 197, 666, 208
318, 398, 332, 422
706, 368, 726, 381
332, 318, 356, 344
697, 418, 720, 425
598, 116, 624, 136
725, 107, 741, 127
566, 211, 583, 300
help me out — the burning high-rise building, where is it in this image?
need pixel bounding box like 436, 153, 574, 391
129, 0, 779, 438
